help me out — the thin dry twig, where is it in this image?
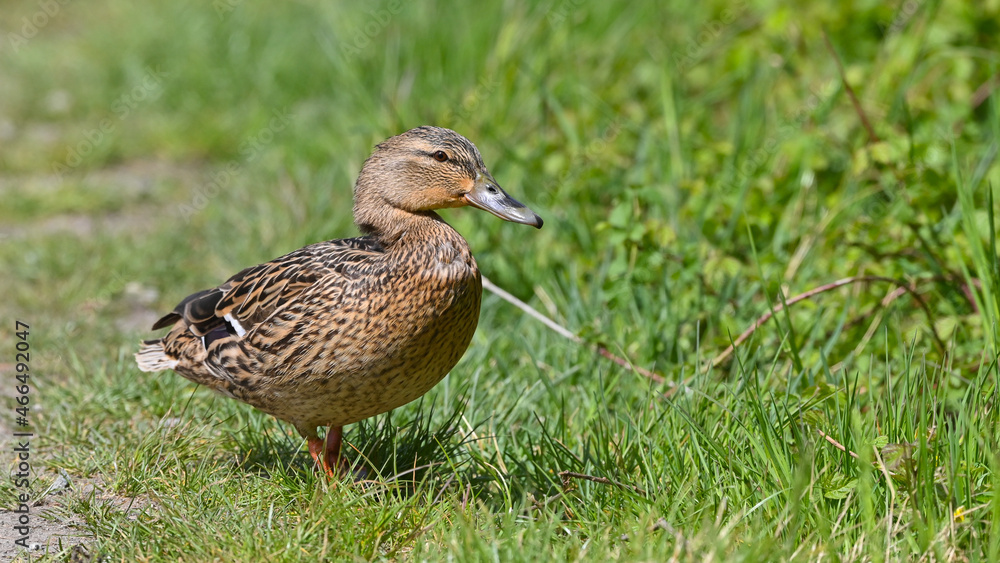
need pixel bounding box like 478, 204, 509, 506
482, 276, 668, 385
558, 470, 647, 497
711, 275, 943, 368
483, 277, 580, 343
953, 73, 1000, 136
594, 345, 666, 383
822, 29, 880, 143
487, 271, 950, 384
971, 72, 1000, 110
816, 428, 860, 459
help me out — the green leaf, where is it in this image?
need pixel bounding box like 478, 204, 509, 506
823, 475, 858, 500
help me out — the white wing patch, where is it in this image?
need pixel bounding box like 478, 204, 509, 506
225, 313, 247, 337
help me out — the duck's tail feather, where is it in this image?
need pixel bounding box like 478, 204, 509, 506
135, 339, 179, 372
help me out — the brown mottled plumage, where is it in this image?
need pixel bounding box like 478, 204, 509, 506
135, 126, 542, 475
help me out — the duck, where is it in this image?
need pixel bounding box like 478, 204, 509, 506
135, 126, 542, 476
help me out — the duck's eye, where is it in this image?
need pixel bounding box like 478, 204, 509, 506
432, 150, 449, 162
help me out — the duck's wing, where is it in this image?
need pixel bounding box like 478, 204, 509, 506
151, 236, 384, 340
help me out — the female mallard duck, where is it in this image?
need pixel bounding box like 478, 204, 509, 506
136, 126, 542, 476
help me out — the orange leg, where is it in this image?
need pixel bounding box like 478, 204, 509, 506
308, 435, 336, 478
324, 425, 344, 474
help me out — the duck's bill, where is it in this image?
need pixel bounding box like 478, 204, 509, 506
465, 177, 543, 229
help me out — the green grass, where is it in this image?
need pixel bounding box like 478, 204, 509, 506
2, 0, 999, 560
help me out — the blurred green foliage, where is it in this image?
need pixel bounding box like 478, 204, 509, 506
1, 0, 999, 560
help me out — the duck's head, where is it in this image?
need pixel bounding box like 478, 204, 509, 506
354, 126, 542, 233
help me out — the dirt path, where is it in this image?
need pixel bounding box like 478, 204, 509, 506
0, 158, 196, 561
0, 368, 91, 560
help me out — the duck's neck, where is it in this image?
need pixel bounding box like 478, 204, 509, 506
354, 196, 460, 250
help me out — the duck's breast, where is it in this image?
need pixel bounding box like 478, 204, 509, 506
249, 231, 483, 426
